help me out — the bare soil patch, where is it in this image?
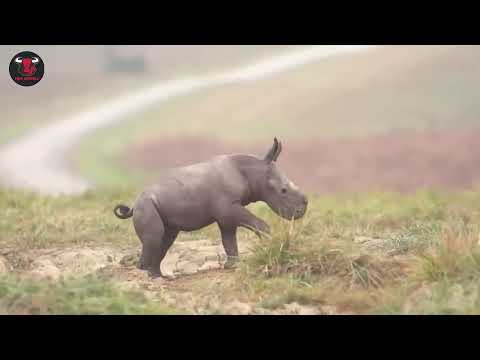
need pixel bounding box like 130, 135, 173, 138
127, 128, 480, 193
1, 236, 345, 314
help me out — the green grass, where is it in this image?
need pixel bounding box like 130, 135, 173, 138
4, 186, 478, 252
404, 281, 480, 315
0, 188, 140, 250
3, 186, 480, 314
236, 189, 480, 314
0, 274, 183, 315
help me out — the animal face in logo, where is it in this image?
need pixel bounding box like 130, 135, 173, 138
9, 51, 44, 87
15, 56, 39, 76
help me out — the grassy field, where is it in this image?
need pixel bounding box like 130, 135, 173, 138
73, 45, 480, 189
0, 275, 183, 315
2, 186, 480, 314
5, 45, 480, 314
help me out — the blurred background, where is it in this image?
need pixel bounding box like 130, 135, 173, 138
1, 45, 480, 195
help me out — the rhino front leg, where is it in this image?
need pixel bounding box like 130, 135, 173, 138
216, 205, 270, 269
233, 205, 271, 238
219, 226, 239, 269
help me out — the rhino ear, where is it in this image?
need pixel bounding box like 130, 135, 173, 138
272, 139, 282, 162
264, 137, 280, 163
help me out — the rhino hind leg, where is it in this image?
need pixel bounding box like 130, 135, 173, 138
133, 198, 168, 278
138, 250, 147, 270
148, 228, 179, 278
138, 237, 151, 270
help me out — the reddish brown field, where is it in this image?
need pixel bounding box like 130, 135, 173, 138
127, 127, 480, 193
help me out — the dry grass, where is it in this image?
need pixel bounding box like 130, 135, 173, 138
413, 223, 480, 282
3, 187, 480, 314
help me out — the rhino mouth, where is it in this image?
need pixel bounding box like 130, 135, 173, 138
276, 204, 307, 220
293, 206, 307, 220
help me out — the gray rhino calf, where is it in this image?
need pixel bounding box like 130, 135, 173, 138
114, 138, 308, 278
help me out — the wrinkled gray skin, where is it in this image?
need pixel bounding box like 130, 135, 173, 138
114, 138, 308, 278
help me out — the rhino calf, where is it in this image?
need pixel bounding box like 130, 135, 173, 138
114, 138, 308, 278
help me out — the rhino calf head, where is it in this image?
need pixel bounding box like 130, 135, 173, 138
114, 138, 308, 278
259, 138, 308, 220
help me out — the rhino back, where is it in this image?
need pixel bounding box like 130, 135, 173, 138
141, 156, 246, 230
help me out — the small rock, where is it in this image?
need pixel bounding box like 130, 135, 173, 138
162, 252, 181, 274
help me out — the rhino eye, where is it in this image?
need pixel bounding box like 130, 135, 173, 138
281, 188, 288, 194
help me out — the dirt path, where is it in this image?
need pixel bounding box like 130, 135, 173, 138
0, 46, 376, 195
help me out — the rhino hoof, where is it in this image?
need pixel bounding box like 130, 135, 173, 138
224, 256, 239, 269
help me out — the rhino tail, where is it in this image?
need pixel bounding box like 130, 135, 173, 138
114, 204, 133, 219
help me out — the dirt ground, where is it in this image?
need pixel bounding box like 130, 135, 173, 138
0, 237, 335, 315
127, 127, 480, 193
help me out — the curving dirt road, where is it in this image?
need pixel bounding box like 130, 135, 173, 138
0, 46, 376, 195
